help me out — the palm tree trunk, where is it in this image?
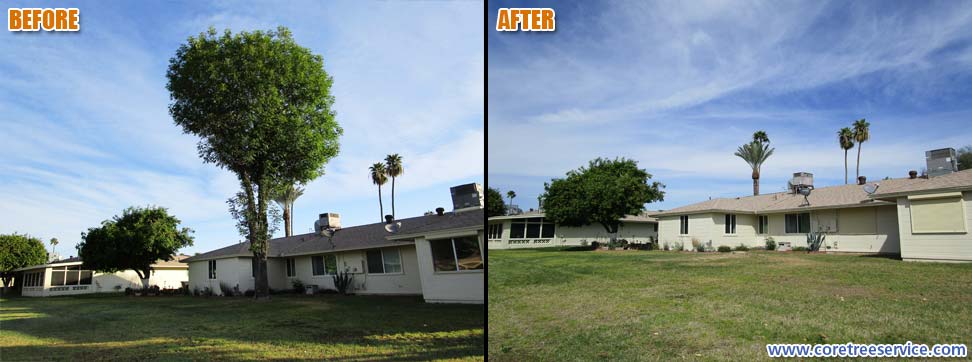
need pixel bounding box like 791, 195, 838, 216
391, 177, 396, 219
290, 204, 295, 236
378, 184, 384, 222
844, 149, 848, 184
282, 205, 292, 237
856, 144, 862, 179
752, 170, 760, 196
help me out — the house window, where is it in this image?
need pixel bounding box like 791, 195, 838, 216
758, 215, 769, 234
487, 224, 503, 240
909, 194, 967, 233
679, 215, 689, 235
508, 218, 555, 238
785, 213, 811, 233
50, 266, 93, 286
430, 236, 483, 272
724, 214, 737, 234
286, 258, 296, 277
208, 260, 217, 279
22, 271, 43, 287
366, 248, 402, 274
311, 255, 338, 276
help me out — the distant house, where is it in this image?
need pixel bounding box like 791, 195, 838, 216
183, 183, 485, 304
14, 255, 189, 297
654, 149, 971, 262
487, 211, 658, 249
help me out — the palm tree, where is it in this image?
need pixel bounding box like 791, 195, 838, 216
753, 130, 769, 145
49, 238, 58, 260
852, 119, 870, 180
273, 183, 305, 237
837, 127, 855, 184
370, 163, 388, 222
506, 190, 516, 209
384, 154, 404, 219
734, 141, 775, 196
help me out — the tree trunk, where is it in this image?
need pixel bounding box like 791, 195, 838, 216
752, 170, 760, 196
391, 177, 396, 219
282, 204, 292, 237
254, 178, 271, 299
856, 144, 862, 179
134, 269, 151, 291
844, 149, 849, 184
377, 184, 384, 222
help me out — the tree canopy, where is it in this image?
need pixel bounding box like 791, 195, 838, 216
486, 187, 508, 217
77, 206, 193, 289
0, 233, 48, 290
166, 26, 341, 297
957, 146, 972, 171
541, 157, 664, 234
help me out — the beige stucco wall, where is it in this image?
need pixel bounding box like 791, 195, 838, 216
658, 205, 900, 253
414, 230, 484, 304
487, 219, 657, 249
896, 192, 972, 262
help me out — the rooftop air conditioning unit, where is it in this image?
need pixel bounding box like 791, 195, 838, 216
789, 172, 814, 193
926, 148, 957, 177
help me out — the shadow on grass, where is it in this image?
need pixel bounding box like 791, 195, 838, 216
0, 295, 484, 361
857, 253, 902, 260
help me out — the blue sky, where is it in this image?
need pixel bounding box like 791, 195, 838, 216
488, 0, 972, 212
0, 1, 484, 255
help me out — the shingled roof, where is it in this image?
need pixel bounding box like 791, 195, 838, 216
871, 169, 972, 198
655, 177, 929, 216
183, 208, 484, 262
487, 210, 658, 222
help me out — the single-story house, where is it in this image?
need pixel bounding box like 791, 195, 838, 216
655, 150, 971, 262
487, 211, 658, 249
183, 183, 485, 304
13, 255, 189, 297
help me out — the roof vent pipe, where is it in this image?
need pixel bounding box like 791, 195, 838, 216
436, 207, 445, 216
908, 170, 918, 179
857, 176, 867, 185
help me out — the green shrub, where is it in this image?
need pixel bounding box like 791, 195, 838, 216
292, 279, 305, 294
332, 270, 354, 295
765, 237, 777, 251
671, 241, 683, 251
792, 246, 809, 252
734, 244, 749, 251
717, 245, 732, 252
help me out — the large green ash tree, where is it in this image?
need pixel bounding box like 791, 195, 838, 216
166, 27, 342, 298
542, 157, 664, 238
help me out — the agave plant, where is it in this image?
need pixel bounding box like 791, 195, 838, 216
806, 232, 826, 252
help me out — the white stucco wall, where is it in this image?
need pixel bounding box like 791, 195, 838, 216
414, 231, 484, 304
20, 265, 188, 297
487, 219, 657, 249
284, 246, 422, 295
896, 192, 972, 262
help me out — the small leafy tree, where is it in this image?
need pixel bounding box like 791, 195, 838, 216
167, 27, 342, 298
0, 233, 48, 293
78, 206, 194, 290
957, 146, 972, 171
541, 157, 664, 241
486, 187, 508, 217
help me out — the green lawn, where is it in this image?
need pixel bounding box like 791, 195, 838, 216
0, 293, 483, 361
488, 249, 972, 361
